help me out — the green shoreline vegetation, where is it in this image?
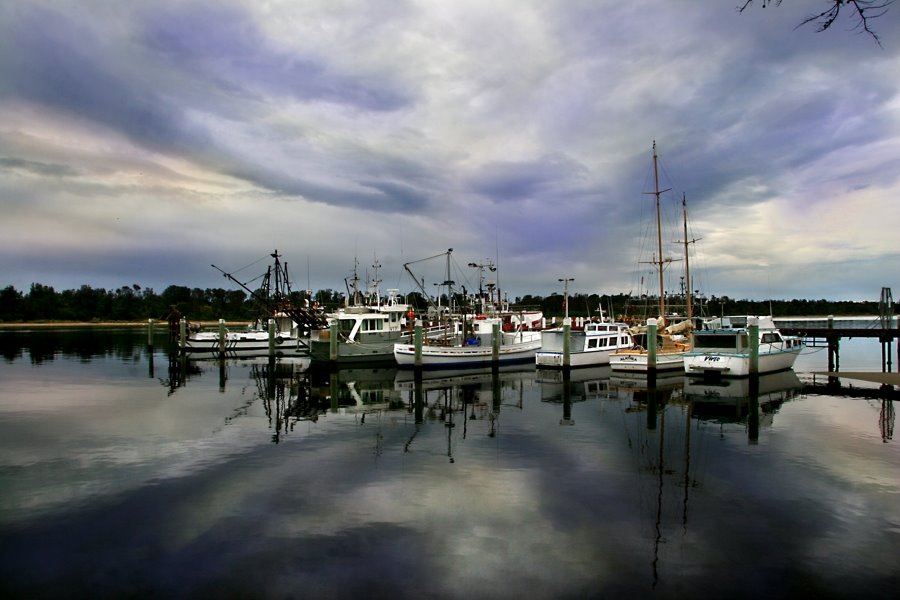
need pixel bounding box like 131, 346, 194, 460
0, 283, 894, 326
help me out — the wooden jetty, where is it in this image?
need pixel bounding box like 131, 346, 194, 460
775, 316, 899, 373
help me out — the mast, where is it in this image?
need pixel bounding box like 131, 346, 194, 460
682, 195, 692, 323
648, 141, 670, 320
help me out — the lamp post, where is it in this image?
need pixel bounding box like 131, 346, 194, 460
558, 278, 574, 320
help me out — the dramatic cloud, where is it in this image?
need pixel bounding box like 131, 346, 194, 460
1, 0, 898, 301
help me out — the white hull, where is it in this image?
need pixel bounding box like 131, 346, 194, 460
394, 338, 541, 369
536, 348, 618, 368
536, 323, 633, 369
182, 331, 303, 357
683, 347, 801, 377
683, 316, 804, 377
609, 350, 686, 372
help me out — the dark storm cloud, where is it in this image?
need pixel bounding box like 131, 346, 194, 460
0, 1, 898, 299
0, 3, 419, 213
0, 157, 79, 178
0, 5, 210, 152
467, 155, 589, 202
140, 3, 411, 112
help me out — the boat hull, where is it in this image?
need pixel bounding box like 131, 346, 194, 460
536, 324, 633, 369
182, 331, 304, 357
394, 339, 541, 369
683, 347, 801, 377
609, 350, 686, 373
536, 348, 618, 368
308, 336, 406, 364
308, 326, 453, 364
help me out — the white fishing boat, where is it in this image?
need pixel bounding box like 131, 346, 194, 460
308, 288, 440, 364
181, 250, 324, 357
536, 320, 634, 368
611, 142, 699, 374
683, 316, 804, 377
182, 312, 304, 357
308, 257, 451, 365
393, 313, 543, 369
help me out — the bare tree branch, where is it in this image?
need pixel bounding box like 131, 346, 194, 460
738, 0, 894, 45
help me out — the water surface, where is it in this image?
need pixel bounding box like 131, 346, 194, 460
0, 330, 897, 599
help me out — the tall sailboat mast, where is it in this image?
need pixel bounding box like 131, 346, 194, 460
648, 141, 671, 320
682, 194, 692, 323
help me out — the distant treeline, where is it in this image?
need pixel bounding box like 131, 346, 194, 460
0, 283, 892, 324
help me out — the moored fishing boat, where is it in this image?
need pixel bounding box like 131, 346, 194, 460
182, 312, 304, 357
683, 316, 804, 377
308, 288, 441, 364
393, 312, 543, 369
536, 320, 633, 368
181, 250, 325, 357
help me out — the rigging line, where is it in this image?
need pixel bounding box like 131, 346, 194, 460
231, 254, 270, 276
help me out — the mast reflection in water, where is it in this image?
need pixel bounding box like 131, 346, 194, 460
0, 329, 897, 599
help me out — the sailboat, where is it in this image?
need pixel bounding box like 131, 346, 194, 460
610, 142, 696, 373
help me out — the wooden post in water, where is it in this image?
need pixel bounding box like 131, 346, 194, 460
147, 318, 155, 349
218, 319, 226, 357
179, 318, 187, 354
647, 318, 658, 368
329, 318, 338, 362
268, 319, 276, 357
147, 318, 155, 379
491, 321, 500, 368
414, 319, 423, 368
827, 315, 840, 372
562, 317, 571, 368
749, 317, 759, 377
646, 318, 658, 388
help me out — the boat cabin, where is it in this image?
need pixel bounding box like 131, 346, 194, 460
692, 316, 800, 352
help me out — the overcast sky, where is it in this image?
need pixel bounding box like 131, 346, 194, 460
1, 1, 898, 303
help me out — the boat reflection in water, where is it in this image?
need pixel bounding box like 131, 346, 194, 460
684, 369, 802, 436
394, 364, 534, 448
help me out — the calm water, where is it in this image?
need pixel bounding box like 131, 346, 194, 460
0, 329, 897, 599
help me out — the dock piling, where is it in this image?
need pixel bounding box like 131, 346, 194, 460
147, 318, 155, 350
749, 317, 759, 376
491, 321, 500, 369
414, 320, 423, 368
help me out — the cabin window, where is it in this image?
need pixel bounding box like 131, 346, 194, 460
588, 339, 599, 349
761, 333, 780, 344
339, 320, 355, 334
362, 318, 383, 332
693, 333, 738, 349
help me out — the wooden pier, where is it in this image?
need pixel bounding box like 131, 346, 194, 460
776, 316, 899, 373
